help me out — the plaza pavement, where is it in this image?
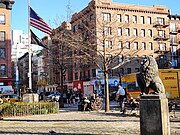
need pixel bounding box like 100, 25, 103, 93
0, 102, 179, 135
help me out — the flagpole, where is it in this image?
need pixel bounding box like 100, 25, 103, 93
28, 0, 32, 91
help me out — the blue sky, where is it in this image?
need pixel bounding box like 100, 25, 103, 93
11, 0, 180, 38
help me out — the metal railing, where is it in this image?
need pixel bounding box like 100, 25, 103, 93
0, 102, 59, 117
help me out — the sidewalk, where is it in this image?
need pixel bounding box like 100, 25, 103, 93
0, 102, 179, 135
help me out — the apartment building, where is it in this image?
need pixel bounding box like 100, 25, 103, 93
0, 0, 14, 86
168, 14, 180, 68
70, 0, 170, 92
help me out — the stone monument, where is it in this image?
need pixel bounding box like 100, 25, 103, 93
136, 56, 170, 135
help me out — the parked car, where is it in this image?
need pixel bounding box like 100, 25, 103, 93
0, 94, 22, 103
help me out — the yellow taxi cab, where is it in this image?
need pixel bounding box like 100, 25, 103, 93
0, 94, 22, 103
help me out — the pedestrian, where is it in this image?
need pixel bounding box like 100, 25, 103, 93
71, 92, 76, 105
116, 85, 126, 113
66, 90, 71, 105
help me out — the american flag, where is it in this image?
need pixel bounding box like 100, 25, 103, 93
30, 7, 52, 35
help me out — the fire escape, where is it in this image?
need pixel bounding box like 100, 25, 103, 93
153, 18, 170, 68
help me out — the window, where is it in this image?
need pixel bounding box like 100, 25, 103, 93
127, 68, 131, 74
125, 15, 129, 23
147, 17, 151, 24
0, 14, 5, 24
125, 28, 130, 36
80, 72, 82, 80
148, 42, 153, 50
104, 40, 113, 48
103, 13, 111, 21
73, 25, 78, 32
0, 64, 6, 76
117, 14, 122, 22
148, 29, 152, 37
118, 41, 122, 49
120, 68, 124, 75
170, 35, 177, 44
159, 43, 166, 51
133, 28, 138, 36
158, 30, 165, 37
157, 17, 164, 25
135, 68, 140, 72
140, 16, 145, 24
126, 42, 130, 49
132, 15, 137, 23
141, 29, 145, 37
118, 55, 123, 63
172, 46, 177, 56
0, 31, 5, 41
134, 42, 138, 50
75, 72, 78, 80
141, 42, 146, 50
92, 69, 96, 77
118, 27, 122, 36
88, 70, 90, 78
170, 22, 176, 32
104, 27, 112, 35
0, 48, 5, 58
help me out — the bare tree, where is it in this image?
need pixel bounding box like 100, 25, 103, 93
50, 4, 144, 111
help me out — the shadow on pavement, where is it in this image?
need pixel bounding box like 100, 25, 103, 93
0, 131, 99, 135
2, 118, 139, 123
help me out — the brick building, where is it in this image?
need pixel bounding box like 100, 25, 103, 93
68, 0, 171, 93
0, 0, 14, 86
168, 14, 180, 68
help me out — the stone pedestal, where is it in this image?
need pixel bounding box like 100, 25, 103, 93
23, 93, 39, 103
140, 94, 170, 135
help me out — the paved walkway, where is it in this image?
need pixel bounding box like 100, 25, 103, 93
0, 103, 179, 135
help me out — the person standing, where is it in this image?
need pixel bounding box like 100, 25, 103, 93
116, 85, 126, 113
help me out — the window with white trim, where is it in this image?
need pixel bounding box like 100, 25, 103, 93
104, 27, 112, 35
158, 30, 165, 37
148, 29, 152, 37
0, 14, 5, 25
140, 16, 145, 24
0, 31, 5, 41
134, 42, 138, 50
157, 17, 164, 25
159, 43, 166, 51
103, 13, 111, 21
118, 27, 122, 36
117, 14, 122, 22
142, 42, 146, 50
125, 15, 129, 23
148, 42, 153, 50
132, 15, 137, 23
125, 28, 130, 36
147, 17, 151, 24
118, 41, 123, 49
118, 55, 123, 63
126, 42, 130, 49
141, 29, 145, 37
104, 40, 113, 48
133, 28, 138, 36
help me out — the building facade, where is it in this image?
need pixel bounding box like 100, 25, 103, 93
69, 0, 170, 93
0, 0, 14, 87
168, 14, 180, 68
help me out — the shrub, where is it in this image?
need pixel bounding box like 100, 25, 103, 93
0, 102, 59, 117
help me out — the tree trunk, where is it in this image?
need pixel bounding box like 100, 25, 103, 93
104, 71, 110, 112
59, 68, 64, 108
